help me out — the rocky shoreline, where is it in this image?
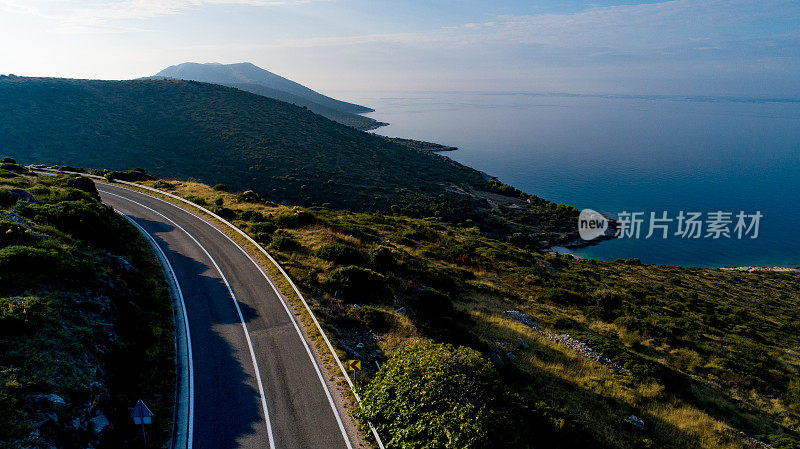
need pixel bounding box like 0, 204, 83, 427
720, 266, 800, 272
360, 121, 390, 131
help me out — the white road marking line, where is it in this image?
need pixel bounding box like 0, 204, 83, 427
200, 213, 355, 449
99, 185, 354, 449
101, 190, 276, 449
123, 215, 194, 449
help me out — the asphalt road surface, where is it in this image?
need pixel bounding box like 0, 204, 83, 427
97, 182, 352, 449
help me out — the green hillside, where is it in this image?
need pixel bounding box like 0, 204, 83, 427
0, 75, 576, 244
136, 178, 800, 449
0, 163, 173, 448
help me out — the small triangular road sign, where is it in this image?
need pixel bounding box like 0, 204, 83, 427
131, 399, 154, 425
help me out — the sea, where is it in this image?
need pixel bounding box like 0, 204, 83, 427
339, 90, 800, 267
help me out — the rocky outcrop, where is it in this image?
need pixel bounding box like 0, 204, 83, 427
504, 311, 630, 375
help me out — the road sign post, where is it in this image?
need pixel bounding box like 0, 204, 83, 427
131, 399, 154, 448
346, 360, 362, 391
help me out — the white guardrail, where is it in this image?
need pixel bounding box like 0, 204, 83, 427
31, 167, 386, 449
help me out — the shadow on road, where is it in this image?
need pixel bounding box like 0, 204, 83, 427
135, 217, 268, 449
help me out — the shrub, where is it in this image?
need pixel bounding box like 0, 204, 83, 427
367, 246, 395, 270
249, 222, 277, 234
0, 246, 60, 272
56, 166, 86, 173
236, 190, 261, 203
212, 206, 236, 220
591, 288, 625, 320
212, 184, 229, 192
400, 226, 439, 243
538, 287, 585, 305
359, 340, 510, 449
348, 305, 394, 333
274, 211, 315, 229
0, 157, 16, 164
269, 235, 301, 252
0, 189, 17, 207
89, 168, 109, 177
789, 378, 800, 406
105, 169, 156, 182
184, 195, 207, 206
154, 180, 175, 190
316, 243, 364, 265
0, 296, 49, 334
252, 232, 272, 246
0, 163, 28, 174
16, 200, 116, 246
326, 265, 389, 302
238, 210, 269, 222
0, 221, 33, 246
60, 175, 99, 199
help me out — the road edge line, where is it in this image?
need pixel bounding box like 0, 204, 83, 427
105, 190, 277, 449
121, 214, 194, 449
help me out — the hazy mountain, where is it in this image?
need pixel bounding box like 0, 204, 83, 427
153, 62, 385, 130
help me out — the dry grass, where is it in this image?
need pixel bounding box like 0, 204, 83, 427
106, 177, 799, 449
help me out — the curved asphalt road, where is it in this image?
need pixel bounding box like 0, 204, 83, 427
97, 182, 352, 449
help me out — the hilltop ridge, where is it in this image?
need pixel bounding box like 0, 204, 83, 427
152, 62, 385, 130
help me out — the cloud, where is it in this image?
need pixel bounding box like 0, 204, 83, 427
0, 0, 331, 33
253, 0, 798, 57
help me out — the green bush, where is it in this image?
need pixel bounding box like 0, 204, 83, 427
0, 296, 49, 334
359, 340, 510, 449
0, 163, 29, 174
89, 168, 110, 177
0, 157, 16, 164
236, 190, 261, 203
0, 189, 17, 207
212, 183, 229, 192
212, 206, 236, 220
316, 242, 364, 265
249, 222, 277, 234
184, 195, 207, 206
326, 265, 389, 302
16, 200, 116, 246
60, 175, 99, 199
56, 165, 86, 173
590, 288, 625, 320
274, 211, 315, 228
367, 246, 396, 270
348, 305, 394, 333
106, 168, 156, 182
0, 221, 34, 246
238, 210, 269, 222
269, 235, 301, 252
252, 232, 272, 246
789, 378, 800, 406
0, 245, 60, 272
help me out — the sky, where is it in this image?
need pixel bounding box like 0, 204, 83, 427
0, 0, 798, 97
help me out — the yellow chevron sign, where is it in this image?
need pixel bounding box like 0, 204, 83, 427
346, 360, 361, 371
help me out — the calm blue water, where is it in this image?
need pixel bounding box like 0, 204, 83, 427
340, 91, 800, 267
